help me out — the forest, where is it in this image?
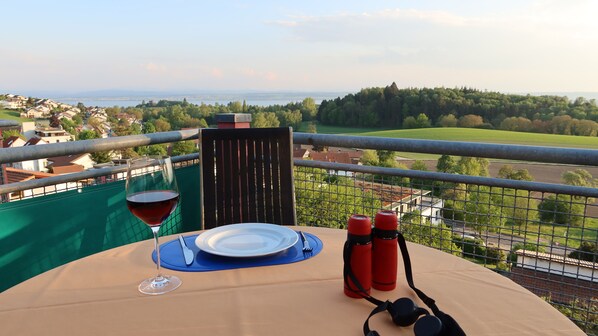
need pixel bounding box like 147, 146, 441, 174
317, 83, 598, 136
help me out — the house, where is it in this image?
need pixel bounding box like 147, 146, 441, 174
47, 153, 94, 173
0, 95, 27, 109
34, 127, 74, 143
3, 136, 26, 148
3, 136, 49, 172
355, 180, 444, 225
21, 105, 51, 119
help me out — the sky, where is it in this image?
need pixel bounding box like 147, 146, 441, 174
2, 0, 598, 96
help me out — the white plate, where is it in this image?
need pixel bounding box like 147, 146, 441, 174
195, 223, 298, 257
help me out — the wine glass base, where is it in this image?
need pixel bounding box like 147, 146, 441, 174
138, 275, 182, 295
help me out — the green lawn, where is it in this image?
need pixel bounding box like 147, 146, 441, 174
305, 124, 598, 159
357, 127, 598, 149
299, 122, 388, 134
502, 219, 598, 248
0, 109, 30, 122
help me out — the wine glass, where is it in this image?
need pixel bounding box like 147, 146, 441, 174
126, 156, 182, 295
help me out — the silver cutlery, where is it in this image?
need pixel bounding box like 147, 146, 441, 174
299, 231, 313, 257
178, 235, 194, 266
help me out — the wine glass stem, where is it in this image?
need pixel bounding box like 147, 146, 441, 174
151, 226, 163, 280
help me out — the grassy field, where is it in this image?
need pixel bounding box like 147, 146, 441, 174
0, 109, 29, 122
304, 124, 598, 159
360, 127, 598, 149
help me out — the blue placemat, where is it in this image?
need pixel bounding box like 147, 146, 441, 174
153, 231, 323, 272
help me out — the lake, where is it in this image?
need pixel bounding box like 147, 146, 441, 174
50, 91, 349, 108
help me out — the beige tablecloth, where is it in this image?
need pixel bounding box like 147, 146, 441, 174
0, 226, 585, 335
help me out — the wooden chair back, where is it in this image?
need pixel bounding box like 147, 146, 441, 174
199, 127, 296, 229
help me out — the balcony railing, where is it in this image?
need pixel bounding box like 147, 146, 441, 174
1, 130, 597, 334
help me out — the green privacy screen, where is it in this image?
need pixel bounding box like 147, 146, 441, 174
0, 165, 201, 292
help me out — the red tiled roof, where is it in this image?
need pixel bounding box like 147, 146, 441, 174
310, 151, 353, 164
47, 154, 87, 167
51, 164, 84, 174
3, 167, 56, 184
355, 180, 418, 208
24, 137, 44, 146
2, 136, 21, 148
293, 148, 309, 159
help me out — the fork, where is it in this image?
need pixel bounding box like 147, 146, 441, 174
299, 231, 313, 257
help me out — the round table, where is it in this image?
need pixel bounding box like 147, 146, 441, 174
0, 226, 585, 335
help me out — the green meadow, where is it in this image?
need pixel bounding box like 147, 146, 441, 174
304, 123, 598, 159
0, 109, 30, 122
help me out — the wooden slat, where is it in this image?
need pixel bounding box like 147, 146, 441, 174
247, 139, 257, 221
270, 135, 282, 223
201, 135, 217, 229
255, 137, 265, 222
238, 138, 250, 223
277, 128, 295, 225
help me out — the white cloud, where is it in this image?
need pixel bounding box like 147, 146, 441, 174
269, 4, 598, 91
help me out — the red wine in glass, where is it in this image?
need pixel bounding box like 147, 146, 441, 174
127, 190, 180, 227
126, 156, 182, 295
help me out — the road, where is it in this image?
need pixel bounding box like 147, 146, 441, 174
445, 219, 570, 257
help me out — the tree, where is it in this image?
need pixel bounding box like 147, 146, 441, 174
537, 194, 584, 226
457, 114, 484, 128
377, 150, 397, 167
455, 157, 489, 176
91, 151, 112, 164
402, 116, 418, 129
400, 211, 461, 255
228, 101, 243, 113
171, 140, 197, 156
277, 110, 302, 130
154, 118, 172, 132
143, 121, 157, 134
300, 97, 317, 121
78, 129, 99, 140
252, 112, 280, 128
502, 189, 537, 227
568, 241, 597, 262
437, 114, 458, 127
360, 150, 379, 166
415, 113, 431, 128
306, 122, 317, 134
88, 117, 102, 130
498, 165, 533, 181
465, 186, 505, 233
410, 160, 430, 188
2, 129, 23, 141
436, 155, 456, 173
499, 117, 532, 132
562, 169, 596, 187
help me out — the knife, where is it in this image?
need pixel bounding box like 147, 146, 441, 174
178, 235, 194, 266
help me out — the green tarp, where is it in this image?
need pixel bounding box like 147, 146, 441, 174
0, 165, 201, 292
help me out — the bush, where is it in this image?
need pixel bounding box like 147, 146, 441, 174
544, 297, 598, 335
453, 236, 485, 258
568, 241, 598, 262
508, 242, 546, 264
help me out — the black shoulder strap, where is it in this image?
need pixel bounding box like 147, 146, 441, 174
396, 232, 466, 336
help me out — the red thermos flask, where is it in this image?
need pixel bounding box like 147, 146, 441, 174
372, 210, 398, 291
344, 214, 372, 298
